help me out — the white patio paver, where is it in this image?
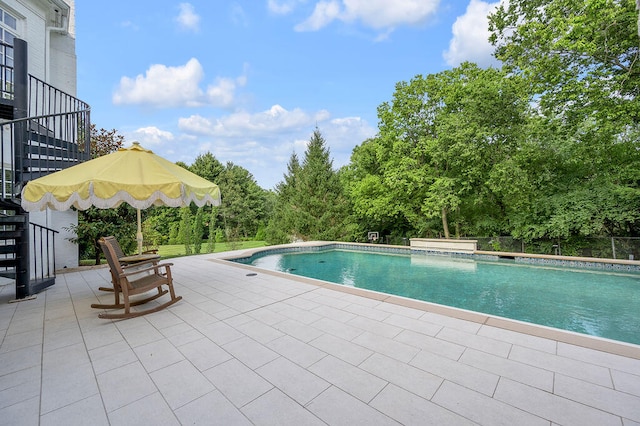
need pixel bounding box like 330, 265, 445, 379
0, 251, 639, 425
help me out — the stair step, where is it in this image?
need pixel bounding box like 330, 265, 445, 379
0, 215, 27, 224
0, 270, 15, 279
0, 258, 17, 268
0, 245, 17, 254
0, 230, 23, 239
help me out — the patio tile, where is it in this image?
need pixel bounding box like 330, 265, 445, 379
309, 333, 373, 366
197, 320, 244, 346
352, 331, 420, 363
41, 361, 99, 414
420, 311, 484, 334
311, 317, 364, 341
174, 390, 252, 425
241, 388, 325, 426
478, 324, 557, 354
432, 380, 549, 426
370, 383, 476, 425
307, 386, 399, 425
312, 304, 357, 323
0, 395, 40, 426
437, 327, 512, 357
343, 301, 392, 321
267, 335, 327, 368
223, 336, 279, 369
377, 301, 425, 319
78, 322, 123, 351
97, 361, 157, 413
383, 313, 442, 337
460, 348, 554, 392
410, 349, 499, 396
88, 340, 137, 375
272, 318, 325, 343
509, 344, 613, 387
394, 329, 466, 360
611, 370, 640, 397
178, 337, 232, 371
40, 394, 109, 426
256, 356, 330, 405
116, 320, 164, 348
43, 324, 84, 352
555, 374, 640, 422
0, 329, 42, 353
107, 391, 179, 426
557, 342, 640, 373
150, 359, 215, 410
308, 355, 387, 403
359, 353, 442, 400
494, 377, 622, 426
247, 306, 288, 325
134, 339, 185, 372
0, 369, 40, 410
233, 319, 285, 344
160, 322, 204, 346
348, 315, 403, 339
275, 302, 323, 324
204, 359, 273, 407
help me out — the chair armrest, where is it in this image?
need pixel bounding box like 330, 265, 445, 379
118, 262, 174, 278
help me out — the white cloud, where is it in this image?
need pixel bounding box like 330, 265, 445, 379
131, 127, 175, 147
267, 0, 304, 15
178, 105, 324, 137
443, 0, 501, 68
173, 105, 376, 188
112, 58, 246, 108
176, 3, 200, 32
295, 1, 341, 31
295, 0, 439, 32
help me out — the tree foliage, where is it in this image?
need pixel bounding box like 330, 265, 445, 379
267, 128, 353, 243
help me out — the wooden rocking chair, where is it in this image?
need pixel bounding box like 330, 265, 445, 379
97, 235, 160, 293
91, 237, 182, 319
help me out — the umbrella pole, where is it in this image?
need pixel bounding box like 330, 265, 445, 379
136, 209, 143, 255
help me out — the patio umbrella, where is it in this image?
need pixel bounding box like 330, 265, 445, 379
21, 142, 221, 254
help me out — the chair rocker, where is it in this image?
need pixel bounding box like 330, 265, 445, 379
92, 237, 182, 319
97, 236, 160, 293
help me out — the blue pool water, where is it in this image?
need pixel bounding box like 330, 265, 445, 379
239, 249, 640, 345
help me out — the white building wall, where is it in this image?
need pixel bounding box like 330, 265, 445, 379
4, 0, 81, 268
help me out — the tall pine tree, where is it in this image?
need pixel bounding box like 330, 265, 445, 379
267, 128, 351, 243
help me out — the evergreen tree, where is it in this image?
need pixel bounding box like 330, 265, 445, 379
193, 207, 205, 254
178, 207, 193, 255
268, 128, 352, 242
207, 207, 217, 253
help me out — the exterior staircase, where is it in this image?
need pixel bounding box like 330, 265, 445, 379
0, 38, 90, 299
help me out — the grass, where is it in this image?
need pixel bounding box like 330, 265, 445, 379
79, 240, 268, 266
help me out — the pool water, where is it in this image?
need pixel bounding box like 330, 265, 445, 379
244, 249, 640, 345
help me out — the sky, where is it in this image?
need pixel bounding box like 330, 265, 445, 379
75, 0, 501, 190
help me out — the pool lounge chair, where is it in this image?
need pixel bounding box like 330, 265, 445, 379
91, 236, 182, 319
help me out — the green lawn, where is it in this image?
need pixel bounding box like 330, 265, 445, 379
80, 241, 268, 266
156, 241, 268, 258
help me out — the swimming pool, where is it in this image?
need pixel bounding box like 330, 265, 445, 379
233, 246, 640, 345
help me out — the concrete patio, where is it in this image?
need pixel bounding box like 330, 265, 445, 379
1, 249, 639, 425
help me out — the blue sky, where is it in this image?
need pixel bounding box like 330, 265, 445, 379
76, 0, 500, 190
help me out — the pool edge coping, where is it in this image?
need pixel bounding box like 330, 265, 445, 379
214, 241, 640, 360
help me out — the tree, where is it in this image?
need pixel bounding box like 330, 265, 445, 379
193, 207, 205, 254
215, 162, 267, 241
178, 207, 193, 255
349, 63, 529, 239
268, 128, 352, 242
71, 126, 133, 264
90, 124, 125, 158
488, 0, 640, 241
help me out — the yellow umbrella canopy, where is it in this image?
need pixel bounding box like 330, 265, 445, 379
21, 142, 221, 253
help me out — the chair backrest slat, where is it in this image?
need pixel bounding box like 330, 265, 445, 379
99, 237, 128, 288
